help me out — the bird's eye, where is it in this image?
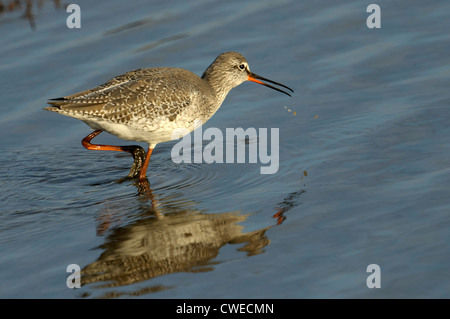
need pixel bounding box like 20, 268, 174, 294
238, 64, 246, 70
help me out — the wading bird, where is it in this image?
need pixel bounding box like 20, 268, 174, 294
45, 52, 293, 181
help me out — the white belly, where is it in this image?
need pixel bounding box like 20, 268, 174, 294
82, 116, 194, 145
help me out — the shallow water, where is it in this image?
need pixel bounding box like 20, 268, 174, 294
1, 0, 450, 298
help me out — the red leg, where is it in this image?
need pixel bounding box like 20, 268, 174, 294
139, 147, 154, 181
82, 130, 154, 180
82, 130, 134, 153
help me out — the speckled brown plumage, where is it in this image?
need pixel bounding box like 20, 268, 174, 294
44, 52, 293, 180
45, 67, 222, 144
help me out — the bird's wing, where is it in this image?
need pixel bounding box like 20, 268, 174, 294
45, 68, 211, 124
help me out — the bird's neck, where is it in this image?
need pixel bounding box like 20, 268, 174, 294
201, 68, 234, 106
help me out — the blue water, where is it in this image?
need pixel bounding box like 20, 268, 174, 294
1, 0, 449, 298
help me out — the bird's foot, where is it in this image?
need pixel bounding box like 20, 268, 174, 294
119, 145, 146, 179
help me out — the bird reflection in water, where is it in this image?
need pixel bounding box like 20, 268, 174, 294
80, 147, 304, 297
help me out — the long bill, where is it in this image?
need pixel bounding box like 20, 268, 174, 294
247, 72, 294, 97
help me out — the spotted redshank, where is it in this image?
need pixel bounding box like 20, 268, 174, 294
44, 52, 293, 181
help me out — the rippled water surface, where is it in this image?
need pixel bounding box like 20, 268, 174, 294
1, 0, 450, 298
